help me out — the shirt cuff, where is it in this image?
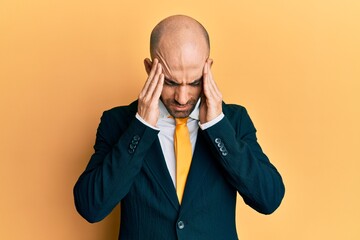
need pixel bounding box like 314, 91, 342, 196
135, 113, 160, 131
199, 113, 225, 130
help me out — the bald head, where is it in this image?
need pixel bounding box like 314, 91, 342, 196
144, 16, 211, 118
150, 15, 210, 59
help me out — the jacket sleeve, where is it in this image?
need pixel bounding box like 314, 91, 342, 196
202, 105, 285, 214
73, 109, 159, 223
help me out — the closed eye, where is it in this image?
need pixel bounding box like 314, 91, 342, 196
164, 79, 179, 86
189, 77, 203, 87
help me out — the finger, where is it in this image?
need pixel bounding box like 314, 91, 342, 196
205, 59, 221, 99
141, 58, 158, 93
202, 61, 210, 97
145, 63, 163, 99
151, 72, 164, 99
140, 58, 159, 95
202, 60, 216, 99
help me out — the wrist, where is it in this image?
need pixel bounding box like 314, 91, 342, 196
135, 113, 160, 130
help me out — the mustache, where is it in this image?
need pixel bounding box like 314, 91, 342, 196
171, 100, 197, 106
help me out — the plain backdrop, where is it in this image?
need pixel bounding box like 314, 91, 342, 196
1, 0, 359, 239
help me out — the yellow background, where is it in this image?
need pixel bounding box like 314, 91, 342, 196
1, 0, 359, 239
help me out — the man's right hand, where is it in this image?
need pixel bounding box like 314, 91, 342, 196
137, 58, 164, 127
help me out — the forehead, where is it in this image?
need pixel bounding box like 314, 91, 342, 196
156, 39, 208, 80
158, 53, 206, 82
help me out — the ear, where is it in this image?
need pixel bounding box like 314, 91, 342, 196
144, 58, 152, 75
208, 58, 214, 68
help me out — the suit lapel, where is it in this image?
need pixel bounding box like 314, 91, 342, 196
180, 130, 212, 211
143, 139, 180, 210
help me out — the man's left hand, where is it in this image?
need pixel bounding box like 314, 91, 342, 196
199, 58, 223, 124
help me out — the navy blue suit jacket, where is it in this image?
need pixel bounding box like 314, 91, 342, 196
74, 101, 285, 239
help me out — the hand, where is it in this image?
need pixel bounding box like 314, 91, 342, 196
199, 58, 223, 124
138, 58, 164, 127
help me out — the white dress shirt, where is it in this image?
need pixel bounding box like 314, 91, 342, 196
136, 99, 224, 187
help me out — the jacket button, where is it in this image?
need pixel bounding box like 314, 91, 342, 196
215, 138, 221, 144
177, 221, 185, 230
217, 142, 224, 148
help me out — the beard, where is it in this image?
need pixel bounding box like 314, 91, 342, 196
161, 97, 199, 118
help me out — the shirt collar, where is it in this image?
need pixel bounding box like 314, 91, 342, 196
159, 99, 201, 120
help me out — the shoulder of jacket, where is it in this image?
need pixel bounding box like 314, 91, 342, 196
222, 102, 247, 116
98, 100, 138, 126
104, 100, 138, 115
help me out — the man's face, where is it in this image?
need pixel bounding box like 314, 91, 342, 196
155, 39, 208, 118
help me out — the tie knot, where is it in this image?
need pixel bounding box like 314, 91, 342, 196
175, 117, 188, 125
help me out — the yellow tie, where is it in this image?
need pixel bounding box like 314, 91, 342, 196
174, 117, 192, 203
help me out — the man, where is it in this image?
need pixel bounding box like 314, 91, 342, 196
74, 15, 285, 239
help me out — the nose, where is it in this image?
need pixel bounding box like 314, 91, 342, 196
174, 86, 189, 105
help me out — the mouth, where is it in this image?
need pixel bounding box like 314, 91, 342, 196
172, 104, 191, 111
162, 99, 198, 118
